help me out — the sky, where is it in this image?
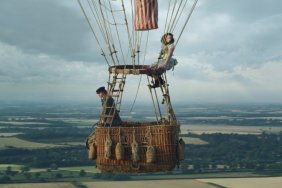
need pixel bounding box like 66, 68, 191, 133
0, 0, 282, 105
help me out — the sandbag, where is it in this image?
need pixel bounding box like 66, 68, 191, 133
88, 143, 96, 160
104, 136, 112, 159
115, 142, 124, 161
146, 145, 156, 163
131, 140, 140, 162
177, 138, 185, 161
86, 135, 96, 160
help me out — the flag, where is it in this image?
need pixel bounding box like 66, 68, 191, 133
134, 0, 158, 31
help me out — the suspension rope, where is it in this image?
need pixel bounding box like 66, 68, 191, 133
90, 0, 113, 52
142, 31, 150, 66
107, 0, 127, 65
163, 0, 172, 34
129, 31, 150, 112
175, 0, 198, 47
171, 0, 189, 33
121, 0, 135, 65
77, 0, 110, 66
131, 0, 143, 68
160, 74, 176, 122
146, 76, 160, 123
165, 0, 178, 34
130, 0, 137, 67
98, 0, 117, 66
92, 0, 119, 66
88, 0, 107, 43
105, 0, 121, 65
152, 82, 163, 120
168, 0, 187, 33
89, 0, 115, 65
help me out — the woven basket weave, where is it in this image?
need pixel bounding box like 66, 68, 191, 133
93, 121, 180, 173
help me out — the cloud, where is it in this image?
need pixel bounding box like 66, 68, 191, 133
0, 0, 282, 104
0, 42, 105, 84
0, 41, 108, 102
177, 0, 282, 71
0, 0, 102, 62
169, 60, 282, 104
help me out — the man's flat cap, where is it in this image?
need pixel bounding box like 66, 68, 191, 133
96, 86, 106, 94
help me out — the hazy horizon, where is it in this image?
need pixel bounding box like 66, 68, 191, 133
1, 99, 282, 107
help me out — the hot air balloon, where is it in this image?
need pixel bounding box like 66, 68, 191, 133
79, 0, 198, 173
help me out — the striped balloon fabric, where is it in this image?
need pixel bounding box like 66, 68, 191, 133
134, 0, 158, 31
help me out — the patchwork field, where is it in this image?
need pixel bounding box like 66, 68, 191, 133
2, 178, 281, 188
0, 137, 60, 149
0, 183, 76, 188
0, 121, 50, 125
181, 137, 208, 145
60, 166, 100, 173
82, 179, 217, 188
0, 104, 281, 187
0, 133, 21, 137
198, 177, 282, 188
181, 124, 282, 135
0, 164, 22, 171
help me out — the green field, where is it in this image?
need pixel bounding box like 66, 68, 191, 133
0, 133, 21, 137
0, 182, 76, 188
0, 164, 22, 171
0, 137, 61, 149
1, 104, 281, 186
60, 166, 100, 173
199, 177, 282, 188
82, 179, 218, 188
0, 121, 51, 125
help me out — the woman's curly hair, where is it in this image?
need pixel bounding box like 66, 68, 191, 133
161, 33, 175, 45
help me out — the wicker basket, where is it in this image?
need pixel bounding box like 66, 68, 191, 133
92, 121, 180, 173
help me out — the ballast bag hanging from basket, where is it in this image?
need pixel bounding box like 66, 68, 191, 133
115, 129, 124, 161
146, 145, 156, 163
134, 0, 158, 31
104, 129, 112, 159
177, 138, 185, 161
86, 135, 96, 160
115, 142, 124, 161
131, 129, 140, 162
145, 127, 156, 163
131, 140, 140, 162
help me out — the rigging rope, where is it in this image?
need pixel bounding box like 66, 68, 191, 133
129, 31, 150, 112
104, 1, 119, 64
88, 0, 107, 43
121, 0, 135, 66
153, 85, 163, 120
175, 0, 198, 47
130, 0, 137, 67
78, 0, 198, 122
98, 0, 117, 65
163, 0, 172, 34
147, 76, 160, 123
77, 0, 110, 66
168, 0, 188, 33
107, 0, 127, 65
88, 0, 117, 65
171, 0, 189, 33
79, 0, 198, 67
165, 0, 178, 34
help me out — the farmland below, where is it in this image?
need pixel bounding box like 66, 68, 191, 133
0, 103, 281, 186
